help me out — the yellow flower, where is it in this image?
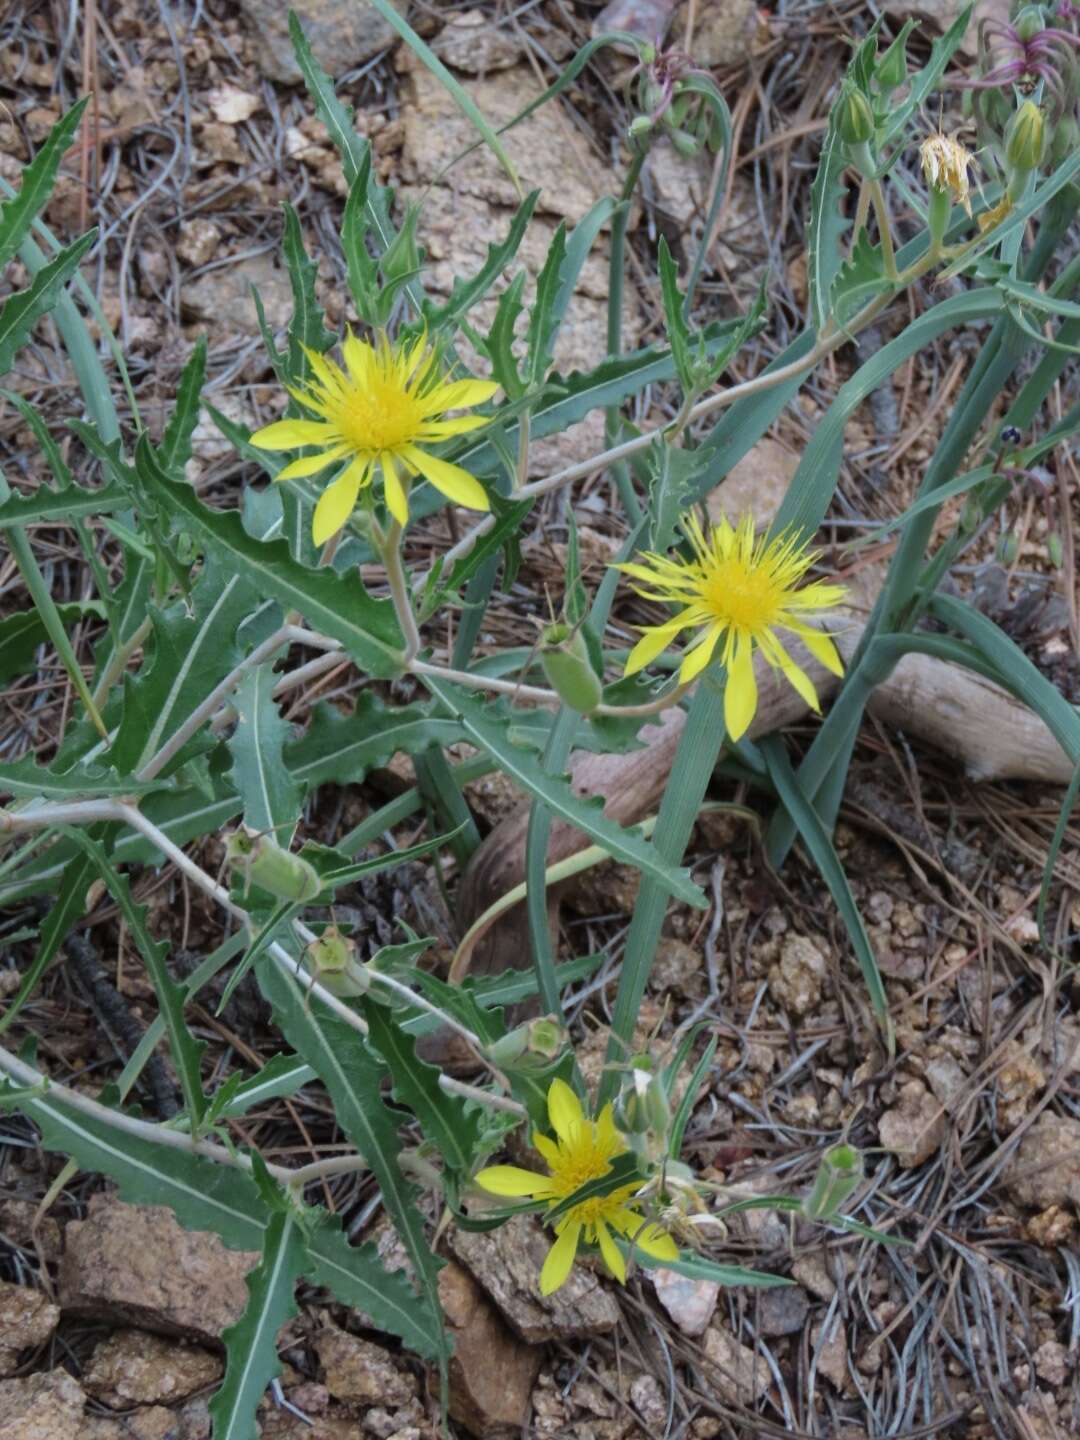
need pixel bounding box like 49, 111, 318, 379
250, 331, 498, 545
474, 1078, 678, 1295
616, 512, 847, 741
919, 133, 974, 215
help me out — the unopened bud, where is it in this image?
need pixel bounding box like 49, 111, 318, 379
225, 828, 321, 903
1012, 3, 1047, 41
1048, 533, 1064, 568
1005, 100, 1047, 175
303, 925, 369, 996
836, 83, 874, 146
381, 202, 422, 284
627, 115, 654, 145
875, 31, 908, 92
802, 1143, 864, 1221
613, 1056, 671, 1139
485, 1017, 568, 1072
539, 622, 603, 715
998, 531, 1021, 565
669, 127, 701, 159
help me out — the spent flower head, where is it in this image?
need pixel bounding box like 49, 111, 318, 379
920, 131, 975, 213
474, 1078, 677, 1294
250, 330, 497, 546
617, 512, 847, 740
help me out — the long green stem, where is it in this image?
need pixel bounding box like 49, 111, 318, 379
597, 674, 727, 1108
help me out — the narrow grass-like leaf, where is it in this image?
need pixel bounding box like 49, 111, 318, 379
0, 846, 97, 1036
257, 961, 449, 1375
596, 676, 725, 1107
0, 480, 130, 530
0, 230, 97, 375
158, 336, 207, 476
423, 190, 539, 333
526, 222, 567, 385
209, 1210, 311, 1440
283, 203, 336, 377
420, 673, 705, 908
0, 601, 105, 685
626, 1246, 791, 1289
658, 235, 693, 393
806, 110, 848, 334
759, 735, 892, 1048
3, 1077, 264, 1250
228, 665, 302, 840
307, 1220, 446, 1360
134, 436, 405, 677
1038, 762, 1080, 952
363, 1000, 481, 1172
0, 99, 89, 271
669, 1034, 718, 1158
357, 0, 522, 196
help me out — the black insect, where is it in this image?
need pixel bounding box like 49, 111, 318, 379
1000, 425, 1023, 446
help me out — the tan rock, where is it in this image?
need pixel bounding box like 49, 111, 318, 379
59, 1198, 258, 1344
0, 1368, 84, 1440
176, 220, 221, 269
670, 0, 759, 66
83, 1330, 223, 1408
77, 1406, 179, 1440
812, 1317, 850, 1393
648, 938, 701, 998
650, 1265, 718, 1337
181, 252, 293, 336
0, 1197, 61, 1263
1025, 1204, 1075, 1247
768, 934, 828, 1018
438, 1260, 543, 1438
449, 1215, 619, 1342
0, 1280, 59, 1375
238, 0, 405, 84
996, 1038, 1045, 1131
314, 1326, 418, 1408
1004, 1114, 1080, 1210
399, 61, 611, 224
878, 1081, 945, 1168
707, 438, 799, 532
431, 12, 524, 73
791, 1251, 853, 1302
702, 1326, 769, 1404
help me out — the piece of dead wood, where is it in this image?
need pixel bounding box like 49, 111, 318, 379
454, 620, 1074, 990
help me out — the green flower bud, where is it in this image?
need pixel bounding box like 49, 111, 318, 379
874, 32, 908, 93
1050, 115, 1080, 172
1048, 533, 1064, 569
225, 829, 321, 903
1012, 4, 1048, 42
836, 83, 875, 146
959, 496, 983, 535
669, 127, 701, 159
539, 622, 603, 715
381, 202, 422, 284
802, 1143, 864, 1221
484, 1016, 568, 1072
303, 925, 370, 996
997, 531, 1021, 565
627, 115, 654, 146
613, 1057, 671, 1140
1005, 100, 1047, 175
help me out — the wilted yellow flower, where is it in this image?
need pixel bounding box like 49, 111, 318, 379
616, 513, 847, 741
474, 1079, 677, 1295
919, 132, 974, 214
250, 331, 497, 545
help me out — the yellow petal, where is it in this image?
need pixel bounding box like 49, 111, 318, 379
312, 462, 364, 547
678, 624, 723, 684
341, 330, 376, 386
624, 623, 685, 677
382, 460, 409, 527
275, 447, 349, 481
595, 1220, 627, 1284
401, 444, 489, 511
789, 622, 845, 677
415, 415, 492, 439
532, 1132, 562, 1170
474, 1165, 550, 1198
430, 378, 499, 411
723, 631, 758, 740
251, 418, 336, 450
547, 1078, 584, 1144
539, 1222, 581, 1296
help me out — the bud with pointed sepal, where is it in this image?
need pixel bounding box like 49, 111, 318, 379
225, 828, 321, 903
802, 1142, 864, 1221
303, 925, 370, 997
539, 621, 603, 715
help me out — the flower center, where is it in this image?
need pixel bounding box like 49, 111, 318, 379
702, 558, 783, 632
331, 379, 425, 454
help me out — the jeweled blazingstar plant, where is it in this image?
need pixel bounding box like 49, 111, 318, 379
616, 512, 847, 739
474, 1079, 678, 1294
250, 330, 497, 544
